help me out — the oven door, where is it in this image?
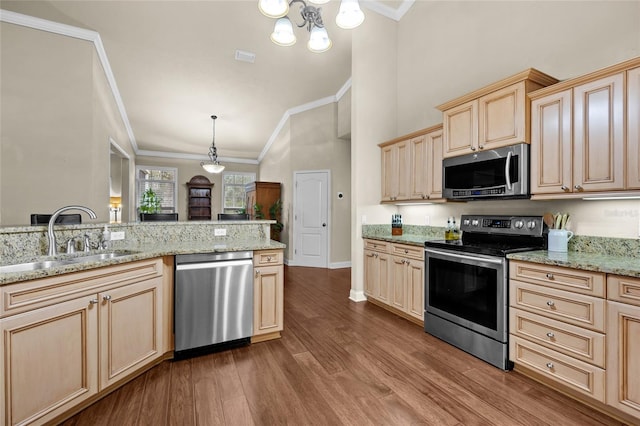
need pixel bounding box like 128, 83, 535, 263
425, 247, 508, 343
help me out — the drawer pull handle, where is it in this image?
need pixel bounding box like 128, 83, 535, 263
546, 273, 554, 280
89, 298, 98, 305
546, 300, 555, 307
546, 362, 554, 369
404, 249, 409, 254
266, 256, 272, 261
546, 332, 555, 338
255, 270, 260, 277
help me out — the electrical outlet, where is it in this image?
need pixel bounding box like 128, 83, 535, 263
424, 215, 430, 226
214, 228, 227, 236
110, 231, 125, 240
361, 215, 367, 225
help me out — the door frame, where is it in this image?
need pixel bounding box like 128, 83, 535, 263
291, 169, 331, 268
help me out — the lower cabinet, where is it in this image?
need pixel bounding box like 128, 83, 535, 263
363, 239, 424, 324
252, 250, 284, 342
0, 258, 165, 426
510, 261, 640, 424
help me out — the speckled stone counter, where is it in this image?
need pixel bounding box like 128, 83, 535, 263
362, 224, 445, 246
0, 221, 285, 285
507, 250, 640, 278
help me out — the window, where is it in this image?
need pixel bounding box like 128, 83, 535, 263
223, 172, 256, 212
135, 166, 178, 213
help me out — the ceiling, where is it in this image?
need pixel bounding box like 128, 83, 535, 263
1, 0, 411, 164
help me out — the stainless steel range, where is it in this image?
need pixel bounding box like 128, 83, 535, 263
424, 215, 546, 370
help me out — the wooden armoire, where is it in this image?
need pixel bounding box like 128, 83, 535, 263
245, 181, 281, 220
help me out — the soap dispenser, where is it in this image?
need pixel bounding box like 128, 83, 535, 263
102, 225, 111, 249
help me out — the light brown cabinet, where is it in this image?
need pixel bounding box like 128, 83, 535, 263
380, 124, 444, 204
364, 240, 423, 324
438, 69, 558, 159
0, 258, 165, 426
606, 275, 640, 419
530, 57, 640, 199
252, 249, 284, 343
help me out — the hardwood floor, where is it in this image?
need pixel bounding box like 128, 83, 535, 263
60, 266, 625, 426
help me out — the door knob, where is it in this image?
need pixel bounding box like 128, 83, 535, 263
322, 223, 327, 227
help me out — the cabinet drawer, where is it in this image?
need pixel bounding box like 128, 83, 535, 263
607, 275, 640, 307
509, 260, 605, 297
253, 250, 283, 267
510, 281, 605, 332
510, 336, 605, 402
390, 243, 424, 261
0, 258, 163, 318
510, 308, 605, 368
364, 239, 389, 253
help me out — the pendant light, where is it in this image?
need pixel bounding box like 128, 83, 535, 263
201, 115, 225, 174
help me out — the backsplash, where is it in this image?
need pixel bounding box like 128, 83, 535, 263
362, 224, 640, 258
1, 221, 273, 262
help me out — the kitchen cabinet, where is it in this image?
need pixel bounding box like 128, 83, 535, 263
186, 175, 214, 221
438, 69, 558, 159
252, 249, 284, 343
606, 275, 640, 419
530, 57, 640, 199
509, 260, 606, 402
379, 124, 444, 203
363, 239, 390, 302
0, 258, 165, 426
364, 240, 423, 324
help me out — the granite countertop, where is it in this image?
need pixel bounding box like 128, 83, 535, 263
363, 234, 441, 246
0, 239, 286, 286
507, 250, 640, 279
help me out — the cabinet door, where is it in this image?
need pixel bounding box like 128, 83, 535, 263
380, 144, 397, 202
409, 135, 428, 200
628, 66, 640, 189
246, 190, 256, 219
573, 73, 624, 192
428, 128, 444, 199
99, 277, 163, 389
443, 99, 478, 158
530, 90, 573, 195
0, 297, 98, 426
406, 258, 424, 320
606, 301, 640, 418
253, 265, 284, 336
363, 250, 378, 297
376, 253, 390, 303
390, 256, 408, 311
479, 82, 526, 150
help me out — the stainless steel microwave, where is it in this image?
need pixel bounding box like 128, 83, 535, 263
442, 143, 529, 200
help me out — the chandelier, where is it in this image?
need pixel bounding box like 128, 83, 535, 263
201, 115, 225, 174
258, 0, 364, 53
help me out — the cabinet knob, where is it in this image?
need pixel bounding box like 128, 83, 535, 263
546, 362, 554, 369
560, 185, 569, 191
470, 146, 477, 151
404, 249, 409, 254
266, 256, 272, 261
103, 295, 112, 302
546, 332, 555, 338
546, 273, 554, 280
478, 145, 484, 150
89, 298, 98, 305
255, 270, 260, 277
375, 253, 379, 258
574, 184, 583, 191
546, 300, 555, 307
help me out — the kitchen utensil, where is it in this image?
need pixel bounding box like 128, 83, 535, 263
543, 212, 554, 229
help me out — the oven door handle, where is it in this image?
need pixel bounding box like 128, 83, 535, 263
425, 248, 505, 265
504, 151, 513, 190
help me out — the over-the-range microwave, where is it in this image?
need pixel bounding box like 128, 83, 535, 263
442, 143, 529, 200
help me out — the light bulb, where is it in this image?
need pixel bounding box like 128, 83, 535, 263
270, 17, 297, 46
258, 0, 289, 18
336, 0, 364, 29
307, 26, 332, 53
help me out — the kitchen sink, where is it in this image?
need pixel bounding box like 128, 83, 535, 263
0, 250, 139, 274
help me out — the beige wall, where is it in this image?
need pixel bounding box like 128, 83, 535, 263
350, 1, 640, 296
259, 103, 352, 266
0, 23, 128, 226
136, 157, 258, 222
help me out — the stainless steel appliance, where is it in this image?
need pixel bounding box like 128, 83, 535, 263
442, 143, 529, 200
174, 251, 254, 358
424, 215, 546, 370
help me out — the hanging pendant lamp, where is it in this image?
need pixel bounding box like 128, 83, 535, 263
201, 115, 225, 174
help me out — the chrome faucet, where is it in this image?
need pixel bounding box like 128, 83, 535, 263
47, 205, 97, 256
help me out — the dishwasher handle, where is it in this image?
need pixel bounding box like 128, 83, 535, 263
176, 258, 253, 271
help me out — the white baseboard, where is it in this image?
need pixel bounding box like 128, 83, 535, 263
329, 261, 351, 269
349, 289, 367, 302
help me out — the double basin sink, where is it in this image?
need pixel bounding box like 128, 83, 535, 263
0, 250, 139, 274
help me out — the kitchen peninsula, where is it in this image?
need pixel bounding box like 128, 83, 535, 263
0, 220, 285, 426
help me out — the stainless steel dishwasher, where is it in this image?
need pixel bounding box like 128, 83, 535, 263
174, 251, 253, 357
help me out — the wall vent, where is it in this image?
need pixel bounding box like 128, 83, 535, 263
235, 50, 256, 63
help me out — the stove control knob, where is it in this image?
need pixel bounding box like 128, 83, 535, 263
514, 220, 524, 229
463, 219, 470, 226
471, 219, 479, 226
527, 221, 537, 230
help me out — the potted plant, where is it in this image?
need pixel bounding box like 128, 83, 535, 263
268, 199, 284, 242
139, 188, 178, 221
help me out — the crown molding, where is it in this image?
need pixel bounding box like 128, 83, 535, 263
136, 149, 260, 165
1, 9, 140, 154
362, 0, 414, 22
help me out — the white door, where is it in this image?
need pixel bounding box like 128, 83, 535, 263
293, 171, 329, 268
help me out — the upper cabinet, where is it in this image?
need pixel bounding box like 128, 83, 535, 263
379, 124, 444, 204
438, 69, 559, 158
529, 57, 640, 199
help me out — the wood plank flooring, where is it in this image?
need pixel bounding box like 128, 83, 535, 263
60, 266, 626, 426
